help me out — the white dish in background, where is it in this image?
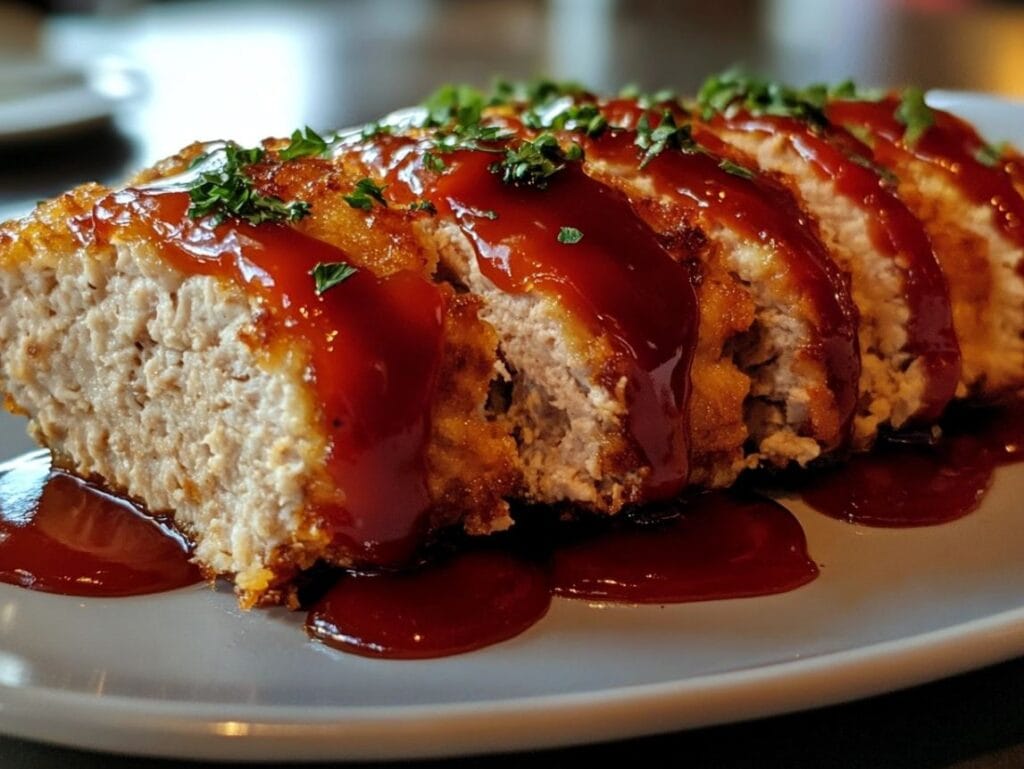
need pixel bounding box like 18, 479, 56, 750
0, 60, 133, 142
0, 93, 1022, 762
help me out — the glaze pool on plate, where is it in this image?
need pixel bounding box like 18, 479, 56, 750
0, 93, 1022, 761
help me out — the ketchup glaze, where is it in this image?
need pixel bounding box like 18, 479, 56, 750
0, 451, 200, 596
801, 404, 1024, 526
584, 99, 861, 447
306, 491, 816, 658
74, 187, 447, 565
826, 96, 1024, 251
702, 111, 961, 421
355, 135, 701, 501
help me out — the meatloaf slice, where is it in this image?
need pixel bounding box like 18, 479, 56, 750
336, 127, 701, 512
0, 150, 520, 607
698, 111, 961, 448
827, 95, 1024, 399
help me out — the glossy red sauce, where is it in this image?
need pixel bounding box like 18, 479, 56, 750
72, 185, 447, 565
827, 97, 1024, 251
801, 404, 1024, 526
307, 490, 816, 657
550, 494, 818, 603
356, 135, 699, 499
709, 112, 961, 420
585, 104, 860, 445
439, 154, 698, 497
306, 550, 551, 659
0, 451, 200, 596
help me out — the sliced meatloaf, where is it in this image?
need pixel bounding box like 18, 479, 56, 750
0, 150, 520, 607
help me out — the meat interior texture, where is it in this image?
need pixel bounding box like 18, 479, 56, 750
1, 71, 1022, 605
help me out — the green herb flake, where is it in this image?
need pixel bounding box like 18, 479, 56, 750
343, 178, 388, 211
490, 133, 578, 189
423, 151, 448, 173
697, 69, 830, 124
279, 126, 329, 161
634, 110, 701, 168
975, 141, 1008, 168
187, 143, 310, 226
311, 262, 358, 295
557, 226, 583, 244
360, 121, 393, 140
421, 83, 488, 129
718, 159, 755, 179
409, 199, 437, 215
894, 88, 935, 146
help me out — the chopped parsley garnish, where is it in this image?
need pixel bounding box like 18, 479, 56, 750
279, 126, 329, 161
343, 178, 388, 210
524, 100, 608, 137
479, 209, 499, 220
490, 77, 588, 108
490, 133, 580, 188
433, 122, 510, 154
409, 199, 437, 214
187, 143, 310, 226
422, 83, 488, 128
311, 262, 358, 295
557, 226, 583, 244
974, 141, 1007, 168
697, 69, 878, 125
360, 121, 393, 140
848, 152, 900, 185
423, 151, 448, 173
894, 88, 934, 145
419, 82, 511, 156
697, 70, 829, 124
718, 159, 755, 179
634, 110, 701, 168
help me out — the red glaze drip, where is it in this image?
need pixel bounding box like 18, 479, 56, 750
431, 154, 698, 497
306, 491, 817, 658
0, 451, 201, 596
551, 493, 818, 603
801, 434, 993, 526
801, 404, 1024, 527
827, 97, 1024, 251
74, 188, 447, 565
587, 104, 860, 445
708, 112, 961, 420
306, 550, 551, 659
354, 134, 699, 500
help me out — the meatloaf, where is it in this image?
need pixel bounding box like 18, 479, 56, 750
2, 73, 1022, 606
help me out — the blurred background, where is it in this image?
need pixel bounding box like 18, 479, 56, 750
0, 0, 1023, 221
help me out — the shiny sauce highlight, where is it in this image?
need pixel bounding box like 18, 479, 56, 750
0, 451, 200, 596
827, 97, 1024, 251
801, 405, 1024, 526
306, 491, 816, 658
357, 135, 700, 500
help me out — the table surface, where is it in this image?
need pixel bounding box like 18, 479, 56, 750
2, 0, 1024, 765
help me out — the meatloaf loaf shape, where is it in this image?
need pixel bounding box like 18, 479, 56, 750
2, 73, 1022, 606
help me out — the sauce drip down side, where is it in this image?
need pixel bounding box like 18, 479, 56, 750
75, 189, 447, 565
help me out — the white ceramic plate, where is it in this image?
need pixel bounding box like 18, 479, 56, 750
0, 92, 1022, 762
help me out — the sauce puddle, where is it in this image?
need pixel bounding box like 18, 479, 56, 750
800, 405, 1024, 526
305, 493, 816, 659
0, 451, 201, 596
2, 404, 1022, 658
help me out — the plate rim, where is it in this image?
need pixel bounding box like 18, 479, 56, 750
1, 603, 1023, 760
